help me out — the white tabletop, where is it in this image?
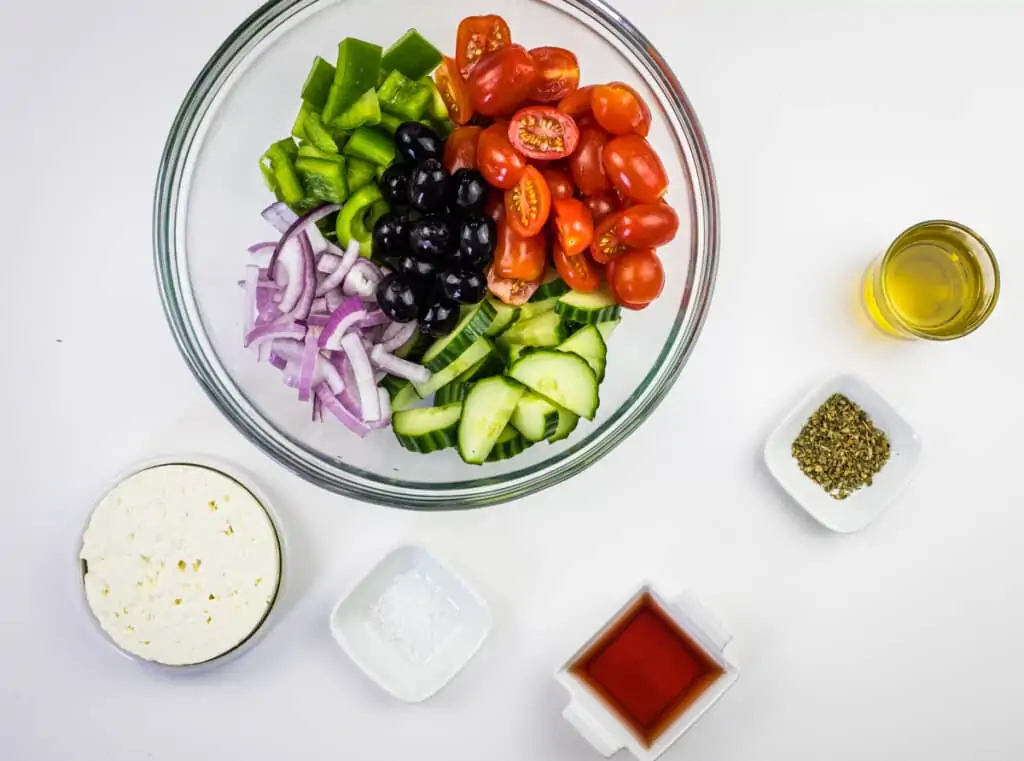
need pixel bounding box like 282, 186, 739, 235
4, 1, 1024, 759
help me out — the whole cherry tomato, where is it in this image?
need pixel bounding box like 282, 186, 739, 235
552, 197, 594, 256
591, 82, 651, 136
590, 210, 629, 263
540, 165, 575, 200
528, 46, 580, 103
493, 218, 547, 281
583, 190, 620, 223
487, 265, 541, 305
434, 56, 474, 125
617, 203, 679, 247
505, 165, 551, 238
443, 126, 482, 173
557, 85, 594, 118
476, 123, 526, 189
606, 248, 664, 309
507, 106, 580, 161
456, 15, 512, 76
467, 44, 537, 117
553, 242, 603, 292
569, 126, 611, 195
602, 135, 668, 203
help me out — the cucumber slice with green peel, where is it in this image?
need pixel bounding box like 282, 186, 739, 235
498, 310, 568, 348
507, 350, 599, 420
596, 318, 621, 343
414, 337, 493, 397
555, 288, 622, 324
454, 355, 488, 383
380, 375, 408, 397
394, 329, 429, 361
434, 381, 472, 406
393, 402, 463, 453
518, 296, 558, 322
504, 344, 539, 366
548, 406, 580, 443
390, 382, 421, 412
556, 325, 608, 382
485, 426, 534, 462
483, 299, 521, 337
466, 350, 505, 380
457, 377, 526, 464
421, 300, 497, 371
511, 392, 560, 442
530, 268, 571, 302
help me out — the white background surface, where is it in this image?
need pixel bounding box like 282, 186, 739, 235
2, 1, 1023, 759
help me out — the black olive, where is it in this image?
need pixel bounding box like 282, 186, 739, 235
418, 299, 460, 337
372, 212, 409, 262
378, 164, 412, 206
408, 158, 450, 213
454, 214, 498, 268
448, 169, 489, 216
408, 215, 454, 260
439, 268, 487, 304
397, 255, 440, 299
375, 273, 419, 323
395, 122, 443, 165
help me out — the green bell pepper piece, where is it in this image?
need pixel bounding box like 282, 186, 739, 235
296, 156, 349, 204
330, 88, 381, 132
346, 156, 377, 193
431, 118, 455, 140
381, 29, 442, 80
297, 143, 344, 163
422, 78, 450, 121
343, 127, 396, 167
323, 38, 383, 123
376, 70, 432, 121
336, 185, 384, 249
263, 139, 303, 204
259, 157, 278, 193
293, 106, 339, 153
301, 56, 336, 110
379, 113, 403, 135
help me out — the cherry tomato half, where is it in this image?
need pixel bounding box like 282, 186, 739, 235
493, 218, 547, 281
553, 242, 603, 292
606, 248, 664, 308
569, 126, 611, 195
552, 197, 594, 256
505, 165, 551, 238
602, 134, 669, 204
528, 46, 580, 103
583, 190, 620, 223
557, 85, 595, 118
468, 44, 537, 117
477, 123, 526, 189
484, 187, 505, 223
618, 203, 679, 248
443, 126, 482, 173
590, 210, 629, 264
507, 106, 580, 161
591, 82, 651, 137
487, 265, 541, 305
456, 15, 512, 76
434, 56, 474, 125
540, 165, 575, 200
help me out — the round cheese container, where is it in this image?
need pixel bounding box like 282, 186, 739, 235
78, 456, 285, 669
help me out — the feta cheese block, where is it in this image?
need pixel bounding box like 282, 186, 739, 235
80, 464, 282, 666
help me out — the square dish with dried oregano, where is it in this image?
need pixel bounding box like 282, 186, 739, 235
791, 393, 891, 500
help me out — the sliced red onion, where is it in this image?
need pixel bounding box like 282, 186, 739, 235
268, 203, 341, 282
316, 239, 361, 296
270, 339, 303, 363
262, 201, 298, 234
298, 329, 320, 402
257, 341, 272, 363
249, 241, 277, 256
324, 288, 344, 313
274, 237, 305, 313
312, 394, 323, 423
311, 296, 328, 314
316, 385, 369, 437
317, 252, 342, 274
341, 332, 381, 422
358, 309, 389, 329
367, 388, 393, 429
379, 321, 418, 353
305, 222, 329, 254
268, 352, 288, 371
243, 266, 260, 338
318, 297, 367, 351
285, 232, 317, 320
374, 370, 388, 384
342, 259, 382, 300
245, 321, 306, 348
319, 356, 345, 396
306, 314, 331, 327
370, 345, 431, 385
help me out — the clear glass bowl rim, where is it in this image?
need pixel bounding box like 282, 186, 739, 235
153, 0, 720, 510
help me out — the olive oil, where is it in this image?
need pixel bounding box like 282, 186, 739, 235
863, 221, 999, 340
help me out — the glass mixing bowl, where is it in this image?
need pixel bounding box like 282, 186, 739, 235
154, 0, 719, 510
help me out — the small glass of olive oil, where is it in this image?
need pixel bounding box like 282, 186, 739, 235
863, 220, 1000, 340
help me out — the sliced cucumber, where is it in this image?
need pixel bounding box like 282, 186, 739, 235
454, 355, 488, 384
391, 382, 421, 412
596, 318, 622, 343
467, 350, 506, 380
421, 300, 497, 371
434, 381, 472, 406
530, 268, 570, 302
485, 426, 534, 462
414, 337, 492, 397
457, 377, 526, 464
484, 298, 521, 337
555, 288, 622, 324
518, 296, 558, 322
393, 402, 463, 453
548, 406, 580, 443
557, 325, 608, 382
505, 344, 539, 366
511, 392, 560, 442
394, 329, 430, 362
380, 375, 408, 397
507, 350, 599, 420
499, 310, 568, 348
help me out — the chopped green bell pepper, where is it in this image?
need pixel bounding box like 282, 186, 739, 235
323, 38, 383, 123
337, 185, 384, 249
301, 56, 336, 110
379, 113, 404, 135
296, 156, 349, 204
422, 78, 450, 121
293, 105, 339, 153
343, 127, 396, 167
297, 143, 344, 163
381, 29, 442, 80
346, 156, 378, 193
376, 70, 432, 121
330, 88, 381, 132
263, 139, 303, 204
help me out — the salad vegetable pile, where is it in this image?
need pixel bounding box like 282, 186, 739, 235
246, 15, 679, 464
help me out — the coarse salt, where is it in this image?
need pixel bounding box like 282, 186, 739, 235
367, 569, 460, 663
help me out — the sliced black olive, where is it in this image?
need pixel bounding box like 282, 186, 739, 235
375, 273, 419, 323
418, 299, 460, 337
395, 122, 444, 165
408, 215, 454, 260
371, 212, 409, 262
454, 214, 497, 268
448, 169, 488, 216
439, 268, 487, 304
378, 164, 412, 206
408, 158, 450, 213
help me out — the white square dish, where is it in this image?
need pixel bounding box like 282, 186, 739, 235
329, 544, 490, 702
764, 374, 922, 533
